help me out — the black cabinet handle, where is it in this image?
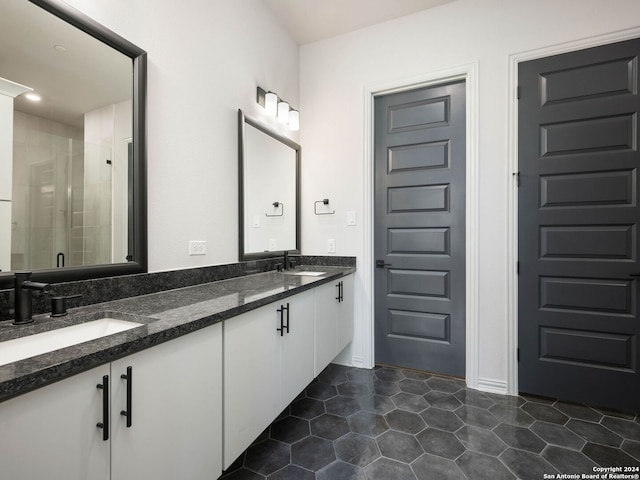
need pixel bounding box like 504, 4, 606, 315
96, 375, 109, 441
277, 303, 290, 336
336, 281, 344, 303
340, 281, 344, 302
285, 303, 290, 334
120, 366, 133, 428
376, 259, 391, 268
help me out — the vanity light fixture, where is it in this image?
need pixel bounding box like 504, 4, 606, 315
257, 86, 299, 130
25, 92, 41, 102
277, 100, 290, 124
265, 92, 277, 116
289, 110, 299, 131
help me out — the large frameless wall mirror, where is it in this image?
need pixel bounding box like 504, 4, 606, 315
0, 0, 147, 288
238, 110, 300, 260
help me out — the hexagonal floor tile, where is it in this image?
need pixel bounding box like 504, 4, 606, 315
416, 428, 465, 460
521, 402, 569, 425
325, 395, 362, 417
311, 413, 350, 440
305, 382, 337, 401
541, 445, 598, 474
385, 409, 426, 434
412, 453, 467, 480
420, 407, 464, 432
267, 465, 314, 480
456, 425, 508, 456
493, 423, 545, 454
423, 390, 462, 411
364, 458, 417, 480
244, 439, 291, 476
499, 448, 558, 479
316, 460, 366, 480
270, 416, 310, 444
290, 397, 325, 420
373, 379, 402, 397
489, 403, 534, 427
355, 393, 396, 415
530, 420, 586, 450
374, 367, 405, 383
566, 419, 623, 447
456, 451, 515, 480
426, 377, 462, 394
335, 432, 381, 467
376, 430, 423, 463
291, 436, 335, 471
392, 392, 429, 412
348, 410, 389, 437
455, 405, 499, 429
397, 378, 431, 395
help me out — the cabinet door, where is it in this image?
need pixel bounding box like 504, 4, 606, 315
337, 274, 355, 353
0, 364, 111, 480
314, 281, 340, 376
224, 304, 280, 469
111, 323, 222, 480
280, 289, 315, 406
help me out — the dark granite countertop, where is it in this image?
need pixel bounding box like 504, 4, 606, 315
0, 265, 354, 403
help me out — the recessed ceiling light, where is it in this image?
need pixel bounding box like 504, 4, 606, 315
54, 44, 67, 52
25, 93, 41, 102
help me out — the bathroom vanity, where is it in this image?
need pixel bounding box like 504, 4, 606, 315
0, 266, 354, 480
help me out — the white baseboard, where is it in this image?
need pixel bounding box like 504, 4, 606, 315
477, 377, 509, 396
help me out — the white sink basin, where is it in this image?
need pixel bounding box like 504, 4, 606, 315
284, 271, 325, 276
0, 318, 142, 366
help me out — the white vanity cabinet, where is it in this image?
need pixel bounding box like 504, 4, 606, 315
111, 322, 222, 480
337, 274, 354, 353
0, 364, 111, 480
315, 274, 354, 375
0, 322, 223, 480
223, 289, 314, 469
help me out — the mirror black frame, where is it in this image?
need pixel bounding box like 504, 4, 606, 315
0, 0, 147, 288
238, 110, 300, 261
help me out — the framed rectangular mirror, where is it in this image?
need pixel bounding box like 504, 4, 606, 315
0, 0, 147, 289
238, 110, 300, 260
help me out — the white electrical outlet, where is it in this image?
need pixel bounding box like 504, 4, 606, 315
189, 240, 207, 256
327, 239, 336, 253
269, 239, 277, 251
347, 211, 357, 226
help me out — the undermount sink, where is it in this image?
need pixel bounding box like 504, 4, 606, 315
284, 271, 325, 276
0, 317, 143, 367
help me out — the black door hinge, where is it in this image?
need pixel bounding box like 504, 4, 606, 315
517, 261, 520, 274
517, 85, 521, 100
513, 171, 520, 187
517, 348, 520, 362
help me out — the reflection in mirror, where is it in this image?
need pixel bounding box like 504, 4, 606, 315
0, 0, 147, 288
239, 110, 300, 260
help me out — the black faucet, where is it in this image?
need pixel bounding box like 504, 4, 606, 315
14, 272, 50, 325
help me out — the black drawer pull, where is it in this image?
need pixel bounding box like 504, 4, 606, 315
120, 366, 133, 427
277, 303, 290, 336
96, 375, 109, 441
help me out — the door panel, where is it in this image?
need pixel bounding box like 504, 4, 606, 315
518, 37, 640, 411
374, 81, 466, 376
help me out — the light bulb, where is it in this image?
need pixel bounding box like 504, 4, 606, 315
289, 110, 299, 131
265, 92, 277, 116
277, 101, 290, 124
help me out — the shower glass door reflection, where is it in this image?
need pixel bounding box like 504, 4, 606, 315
12, 133, 115, 270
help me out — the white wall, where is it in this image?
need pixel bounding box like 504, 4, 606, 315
299, 0, 640, 390
63, 0, 300, 271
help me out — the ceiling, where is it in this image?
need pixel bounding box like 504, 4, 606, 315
0, 0, 131, 128
263, 0, 456, 45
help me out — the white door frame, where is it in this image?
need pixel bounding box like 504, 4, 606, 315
506, 27, 640, 396
362, 62, 480, 390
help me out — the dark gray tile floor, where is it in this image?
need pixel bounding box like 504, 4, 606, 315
220, 364, 640, 480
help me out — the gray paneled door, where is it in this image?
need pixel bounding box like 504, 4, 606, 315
374, 81, 466, 377
518, 38, 640, 412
